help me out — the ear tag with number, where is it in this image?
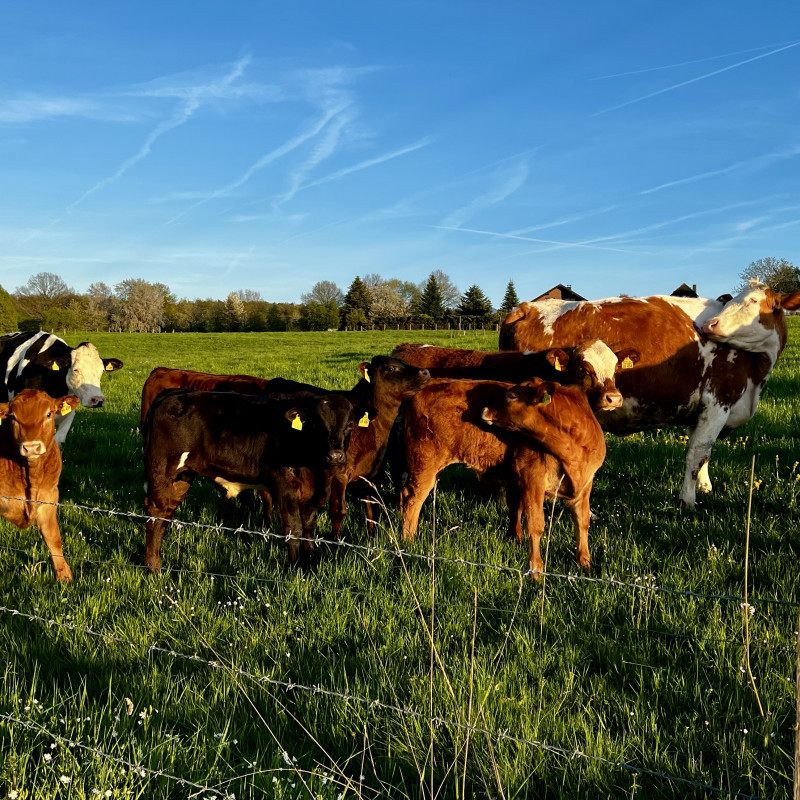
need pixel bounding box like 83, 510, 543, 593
52, 363, 59, 371
540, 392, 551, 406
554, 359, 562, 372
291, 415, 303, 431
622, 357, 634, 370
105, 363, 114, 371
60, 402, 72, 416
358, 412, 370, 428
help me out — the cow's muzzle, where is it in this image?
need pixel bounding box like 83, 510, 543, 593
327, 450, 347, 465
20, 440, 46, 458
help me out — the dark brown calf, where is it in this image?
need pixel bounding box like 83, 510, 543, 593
0, 390, 80, 581
400, 378, 605, 574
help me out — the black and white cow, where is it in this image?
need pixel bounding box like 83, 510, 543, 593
0, 331, 123, 444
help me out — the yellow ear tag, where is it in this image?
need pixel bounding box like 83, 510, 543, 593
291, 415, 303, 431
358, 412, 370, 428
60, 402, 72, 416
105, 363, 114, 371
554, 359, 562, 372
363, 370, 370, 383
52, 363, 59, 371
540, 392, 552, 406
622, 357, 634, 370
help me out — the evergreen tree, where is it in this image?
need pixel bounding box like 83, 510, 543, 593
0, 285, 18, 333
500, 279, 520, 314
456, 284, 493, 324
265, 304, 287, 332
416, 273, 446, 322
340, 276, 372, 329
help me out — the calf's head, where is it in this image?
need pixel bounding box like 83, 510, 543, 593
481, 379, 561, 434
359, 356, 430, 403
702, 280, 800, 353
66, 342, 123, 409
285, 394, 363, 465
0, 390, 80, 460
551, 340, 638, 412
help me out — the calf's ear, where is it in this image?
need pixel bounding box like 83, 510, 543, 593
358, 362, 370, 382
285, 408, 307, 431
545, 348, 568, 372
715, 293, 733, 304
534, 381, 558, 404
0, 403, 9, 423
103, 358, 124, 372
55, 396, 80, 416
615, 348, 640, 370
356, 405, 379, 427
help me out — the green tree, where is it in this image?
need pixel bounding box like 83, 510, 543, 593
500, 279, 520, 314
0, 285, 18, 332
300, 300, 340, 331
14, 272, 75, 321
265, 304, 287, 332
415, 273, 446, 322
223, 292, 246, 331
738, 257, 800, 293
340, 276, 372, 329
456, 284, 493, 326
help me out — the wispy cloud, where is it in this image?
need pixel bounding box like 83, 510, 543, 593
640, 146, 800, 195
66, 56, 251, 212
508, 205, 619, 235
591, 41, 797, 80
224, 244, 255, 275
440, 161, 530, 228
0, 96, 130, 123
591, 41, 800, 117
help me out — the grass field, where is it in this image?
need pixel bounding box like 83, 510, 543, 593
0, 323, 798, 799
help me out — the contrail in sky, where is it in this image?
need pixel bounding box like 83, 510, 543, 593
591, 40, 800, 116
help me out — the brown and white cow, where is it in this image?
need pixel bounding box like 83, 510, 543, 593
0, 389, 80, 581
499, 281, 800, 507
400, 378, 606, 574
390, 340, 639, 412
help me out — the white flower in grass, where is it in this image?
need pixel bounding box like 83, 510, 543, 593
43, 753, 52, 762
9, 791, 19, 799
60, 775, 71, 784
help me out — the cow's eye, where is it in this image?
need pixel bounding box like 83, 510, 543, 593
46, 411, 52, 418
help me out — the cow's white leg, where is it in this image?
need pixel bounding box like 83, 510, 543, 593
680, 403, 728, 508
54, 410, 76, 447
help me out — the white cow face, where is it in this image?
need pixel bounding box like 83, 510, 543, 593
702, 281, 800, 355
66, 343, 107, 408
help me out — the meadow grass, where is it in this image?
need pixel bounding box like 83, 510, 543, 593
0, 324, 798, 799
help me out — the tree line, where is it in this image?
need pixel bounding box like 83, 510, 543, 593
0, 271, 522, 334
0, 257, 796, 334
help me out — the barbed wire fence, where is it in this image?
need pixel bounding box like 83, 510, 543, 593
0, 492, 795, 799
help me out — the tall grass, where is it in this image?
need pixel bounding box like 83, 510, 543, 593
0, 324, 798, 799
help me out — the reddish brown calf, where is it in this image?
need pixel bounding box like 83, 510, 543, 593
400, 378, 605, 574
0, 390, 80, 581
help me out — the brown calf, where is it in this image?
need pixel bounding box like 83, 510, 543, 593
0, 390, 80, 581
400, 378, 605, 574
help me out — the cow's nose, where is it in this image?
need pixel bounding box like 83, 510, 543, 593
703, 318, 719, 333
20, 441, 45, 457
327, 450, 346, 465
87, 396, 105, 408
604, 392, 623, 409
420, 369, 430, 378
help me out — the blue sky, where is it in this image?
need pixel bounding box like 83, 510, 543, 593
2, 2, 799, 306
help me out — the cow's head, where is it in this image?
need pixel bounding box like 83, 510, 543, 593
0, 390, 80, 460
359, 356, 430, 403
66, 342, 123, 409
553, 339, 639, 412
702, 280, 800, 354
481, 379, 560, 433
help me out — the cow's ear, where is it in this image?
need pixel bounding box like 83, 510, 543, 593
534, 381, 558, 405
358, 362, 370, 382
55, 396, 80, 416
545, 348, 568, 373
615, 348, 640, 370
103, 358, 124, 372
0, 403, 10, 423
715, 293, 733, 305
285, 408, 306, 431
356, 405, 378, 427
777, 292, 800, 311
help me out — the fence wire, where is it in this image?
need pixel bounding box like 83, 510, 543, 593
0, 603, 763, 800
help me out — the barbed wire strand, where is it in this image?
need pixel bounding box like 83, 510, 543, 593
0, 603, 762, 799
1, 493, 796, 610
0, 711, 231, 799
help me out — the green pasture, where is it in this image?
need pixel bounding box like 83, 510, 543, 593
1, 323, 799, 799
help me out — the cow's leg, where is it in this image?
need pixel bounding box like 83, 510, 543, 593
519, 475, 546, 576
329, 474, 347, 539
504, 482, 524, 544
54, 410, 77, 447
696, 461, 713, 494
35, 502, 72, 582
144, 478, 192, 572
567, 486, 593, 573
681, 403, 728, 508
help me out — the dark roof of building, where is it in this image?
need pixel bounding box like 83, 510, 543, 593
671, 282, 698, 298
532, 283, 587, 302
